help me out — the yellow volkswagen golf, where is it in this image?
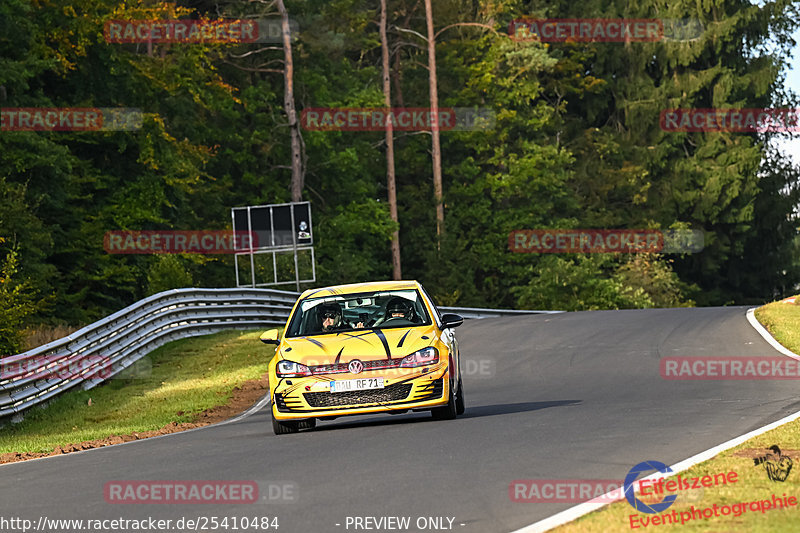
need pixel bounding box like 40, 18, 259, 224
261, 280, 465, 434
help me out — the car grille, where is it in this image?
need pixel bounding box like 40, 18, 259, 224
310, 358, 403, 375
310, 363, 348, 374
362, 359, 403, 370
303, 383, 413, 408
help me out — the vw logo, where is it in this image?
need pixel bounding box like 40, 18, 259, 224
348, 359, 364, 374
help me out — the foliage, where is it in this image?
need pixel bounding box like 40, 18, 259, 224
0, 244, 43, 356
0, 0, 798, 331
145, 255, 194, 296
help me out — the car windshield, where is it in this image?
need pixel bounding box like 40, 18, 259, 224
285, 289, 432, 337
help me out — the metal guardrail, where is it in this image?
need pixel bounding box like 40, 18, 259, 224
439, 306, 562, 319
0, 288, 558, 423
0, 288, 298, 423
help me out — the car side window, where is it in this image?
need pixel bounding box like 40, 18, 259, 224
419, 286, 442, 326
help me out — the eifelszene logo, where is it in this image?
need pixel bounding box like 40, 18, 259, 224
624, 461, 677, 514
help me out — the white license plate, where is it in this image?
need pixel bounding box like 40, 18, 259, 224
330, 378, 385, 393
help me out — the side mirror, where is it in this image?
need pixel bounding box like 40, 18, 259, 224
440, 313, 464, 329
260, 329, 281, 344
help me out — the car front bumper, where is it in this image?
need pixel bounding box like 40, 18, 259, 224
271, 363, 451, 420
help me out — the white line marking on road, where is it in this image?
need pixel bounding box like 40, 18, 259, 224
745, 307, 800, 360
219, 394, 272, 426
510, 306, 800, 533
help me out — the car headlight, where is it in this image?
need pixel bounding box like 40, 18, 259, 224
277, 359, 312, 377
400, 347, 439, 368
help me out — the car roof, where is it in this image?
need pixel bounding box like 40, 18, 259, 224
299, 280, 422, 299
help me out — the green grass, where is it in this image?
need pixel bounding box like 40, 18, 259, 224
551, 299, 800, 532
0, 329, 276, 454
754, 300, 800, 353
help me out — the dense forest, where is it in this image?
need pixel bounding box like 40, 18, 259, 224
2, 0, 799, 355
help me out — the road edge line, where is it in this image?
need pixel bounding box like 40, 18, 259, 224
509, 306, 800, 533
745, 307, 800, 361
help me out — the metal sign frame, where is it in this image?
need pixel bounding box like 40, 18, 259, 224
231, 201, 315, 290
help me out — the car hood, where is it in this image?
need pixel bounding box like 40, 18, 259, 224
279, 325, 439, 364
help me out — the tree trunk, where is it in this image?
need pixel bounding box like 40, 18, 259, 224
381, 0, 402, 280
392, 46, 405, 108
277, 0, 304, 202
392, 1, 418, 109
424, 0, 444, 246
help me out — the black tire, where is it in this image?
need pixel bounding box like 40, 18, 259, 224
455, 378, 465, 415
272, 410, 299, 435
298, 418, 316, 430
431, 379, 458, 420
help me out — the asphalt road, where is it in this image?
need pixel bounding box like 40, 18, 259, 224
1, 306, 798, 533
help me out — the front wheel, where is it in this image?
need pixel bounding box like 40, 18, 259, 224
272, 410, 299, 435
431, 379, 458, 420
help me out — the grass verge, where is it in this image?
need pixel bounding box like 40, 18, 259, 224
0, 329, 276, 455
548, 299, 800, 532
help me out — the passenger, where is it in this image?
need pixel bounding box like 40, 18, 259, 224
319, 303, 344, 333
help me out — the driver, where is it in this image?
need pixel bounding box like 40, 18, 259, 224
382, 297, 415, 322
319, 302, 344, 333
